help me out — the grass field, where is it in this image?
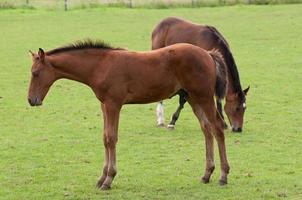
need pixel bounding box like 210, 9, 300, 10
0, 4, 302, 200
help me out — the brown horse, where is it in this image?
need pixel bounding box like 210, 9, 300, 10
28, 40, 229, 189
152, 17, 249, 132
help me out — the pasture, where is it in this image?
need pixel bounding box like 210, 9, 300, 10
0, 4, 302, 199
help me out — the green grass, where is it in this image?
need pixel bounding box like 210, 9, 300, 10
0, 4, 302, 200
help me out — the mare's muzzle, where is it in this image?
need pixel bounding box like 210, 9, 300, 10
28, 97, 42, 106
232, 127, 242, 133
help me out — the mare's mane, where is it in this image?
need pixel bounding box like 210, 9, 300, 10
206, 26, 245, 103
46, 39, 123, 55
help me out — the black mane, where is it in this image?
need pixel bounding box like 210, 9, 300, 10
46, 39, 122, 55
206, 26, 245, 103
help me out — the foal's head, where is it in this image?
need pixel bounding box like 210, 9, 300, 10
224, 86, 250, 132
28, 48, 57, 106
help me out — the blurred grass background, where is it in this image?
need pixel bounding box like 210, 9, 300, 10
0, 0, 301, 9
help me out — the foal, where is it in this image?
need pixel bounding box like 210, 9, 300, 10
28, 40, 229, 189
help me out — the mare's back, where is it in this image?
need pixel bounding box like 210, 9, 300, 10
152, 17, 220, 51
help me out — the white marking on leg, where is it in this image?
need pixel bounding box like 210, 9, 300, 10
156, 102, 164, 126
167, 124, 175, 129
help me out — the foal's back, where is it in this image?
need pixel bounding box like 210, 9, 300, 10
101, 43, 215, 104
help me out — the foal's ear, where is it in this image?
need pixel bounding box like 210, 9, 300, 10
38, 48, 45, 61
29, 50, 35, 57
243, 85, 250, 95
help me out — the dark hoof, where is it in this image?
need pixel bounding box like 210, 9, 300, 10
157, 123, 165, 128
167, 124, 175, 130
219, 179, 227, 186
96, 181, 103, 188
96, 177, 106, 188
223, 123, 228, 129
100, 184, 111, 190
201, 177, 210, 184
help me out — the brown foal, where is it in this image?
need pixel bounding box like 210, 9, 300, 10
152, 17, 249, 132
27, 40, 230, 189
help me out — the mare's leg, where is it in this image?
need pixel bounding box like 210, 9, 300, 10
97, 102, 121, 190
156, 101, 165, 127
216, 99, 228, 129
167, 93, 188, 129
201, 100, 230, 185
97, 103, 109, 187
188, 100, 215, 183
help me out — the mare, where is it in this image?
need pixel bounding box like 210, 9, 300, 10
152, 17, 249, 132
28, 40, 229, 189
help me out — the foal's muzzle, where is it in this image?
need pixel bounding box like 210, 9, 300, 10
28, 97, 42, 106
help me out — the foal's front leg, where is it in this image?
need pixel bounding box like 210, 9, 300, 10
97, 102, 121, 190
96, 104, 109, 188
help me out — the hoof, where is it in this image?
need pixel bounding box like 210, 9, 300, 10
96, 181, 103, 188
100, 184, 111, 190
167, 124, 175, 130
219, 179, 227, 186
201, 177, 210, 184
157, 123, 165, 128
96, 176, 106, 188
223, 123, 228, 129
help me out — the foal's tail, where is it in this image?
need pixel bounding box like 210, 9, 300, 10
209, 49, 228, 100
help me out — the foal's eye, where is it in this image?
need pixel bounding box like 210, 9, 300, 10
32, 71, 39, 77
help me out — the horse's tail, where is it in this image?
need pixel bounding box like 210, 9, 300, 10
209, 49, 228, 100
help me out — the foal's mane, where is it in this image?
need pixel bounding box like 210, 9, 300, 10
46, 39, 123, 55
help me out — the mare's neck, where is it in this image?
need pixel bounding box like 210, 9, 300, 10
226, 69, 237, 99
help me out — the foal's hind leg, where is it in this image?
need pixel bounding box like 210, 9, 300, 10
213, 111, 230, 185
201, 100, 230, 185
189, 101, 215, 183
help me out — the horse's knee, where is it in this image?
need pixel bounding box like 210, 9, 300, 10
224, 164, 230, 174
203, 121, 213, 133
213, 116, 225, 133
103, 134, 118, 148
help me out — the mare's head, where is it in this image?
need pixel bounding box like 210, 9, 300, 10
224, 86, 250, 132
28, 48, 57, 106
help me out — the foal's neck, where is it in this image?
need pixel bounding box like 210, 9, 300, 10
48, 50, 103, 86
